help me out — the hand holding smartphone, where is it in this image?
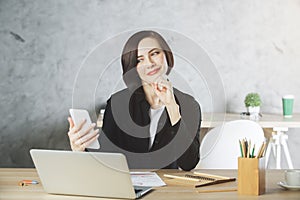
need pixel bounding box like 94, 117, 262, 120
69, 109, 100, 149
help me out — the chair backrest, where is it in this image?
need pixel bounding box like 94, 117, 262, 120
196, 120, 265, 169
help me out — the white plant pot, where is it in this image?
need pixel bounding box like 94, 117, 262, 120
247, 106, 260, 114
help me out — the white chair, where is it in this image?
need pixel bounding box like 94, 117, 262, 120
196, 120, 266, 169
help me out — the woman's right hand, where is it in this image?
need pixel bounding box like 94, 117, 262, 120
67, 117, 100, 151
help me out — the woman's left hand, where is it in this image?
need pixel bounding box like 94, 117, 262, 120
152, 78, 175, 106
152, 78, 181, 125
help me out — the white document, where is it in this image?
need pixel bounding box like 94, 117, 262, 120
130, 172, 166, 187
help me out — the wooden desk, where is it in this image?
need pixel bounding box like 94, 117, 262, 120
0, 168, 298, 199
201, 113, 300, 128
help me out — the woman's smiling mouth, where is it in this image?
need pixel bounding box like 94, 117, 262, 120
147, 67, 161, 76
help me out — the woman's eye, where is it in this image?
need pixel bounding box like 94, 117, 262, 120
137, 59, 143, 63
151, 51, 160, 56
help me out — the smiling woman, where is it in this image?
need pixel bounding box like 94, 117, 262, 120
67, 30, 202, 170
136, 39, 168, 81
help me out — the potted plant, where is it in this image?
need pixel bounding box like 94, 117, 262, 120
244, 93, 261, 114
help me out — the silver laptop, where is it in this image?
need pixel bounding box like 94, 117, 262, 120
30, 149, 152, 199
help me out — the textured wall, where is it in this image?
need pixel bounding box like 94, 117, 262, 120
0, 0, 300, 168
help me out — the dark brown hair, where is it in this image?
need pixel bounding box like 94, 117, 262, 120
121, 31, 174, 87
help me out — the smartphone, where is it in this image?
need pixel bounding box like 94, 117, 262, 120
69, 109, 100, 149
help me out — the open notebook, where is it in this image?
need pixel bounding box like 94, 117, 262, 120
164, 172, 236, 188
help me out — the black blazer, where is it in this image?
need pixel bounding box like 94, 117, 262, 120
98, 87, 201, 171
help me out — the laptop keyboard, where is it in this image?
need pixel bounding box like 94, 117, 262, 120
134, 189, 143, 194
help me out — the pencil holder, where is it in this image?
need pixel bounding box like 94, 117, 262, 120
238, 157, 265, 195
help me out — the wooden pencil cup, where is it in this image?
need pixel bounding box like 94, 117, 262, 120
238, 157, 265, 195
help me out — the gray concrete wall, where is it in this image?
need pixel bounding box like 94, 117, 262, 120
0, 0, 299, 168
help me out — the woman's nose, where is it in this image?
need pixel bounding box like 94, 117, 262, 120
144, 56, 155, 68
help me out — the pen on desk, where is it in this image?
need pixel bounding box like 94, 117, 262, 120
19, 180, 39, 186
22, 180, 39, 184
163, 174, 200, 182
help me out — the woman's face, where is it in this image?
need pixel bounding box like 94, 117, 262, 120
136, 37, 168, 83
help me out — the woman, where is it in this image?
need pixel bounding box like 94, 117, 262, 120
67, 31, 201, 171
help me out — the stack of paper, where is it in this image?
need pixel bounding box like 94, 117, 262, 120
130, 172, 166, 187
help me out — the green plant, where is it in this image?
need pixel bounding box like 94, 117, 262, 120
244, 93, 261, 107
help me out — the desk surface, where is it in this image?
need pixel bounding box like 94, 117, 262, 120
202, 113, 300, 128
0, 168, 298, 200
